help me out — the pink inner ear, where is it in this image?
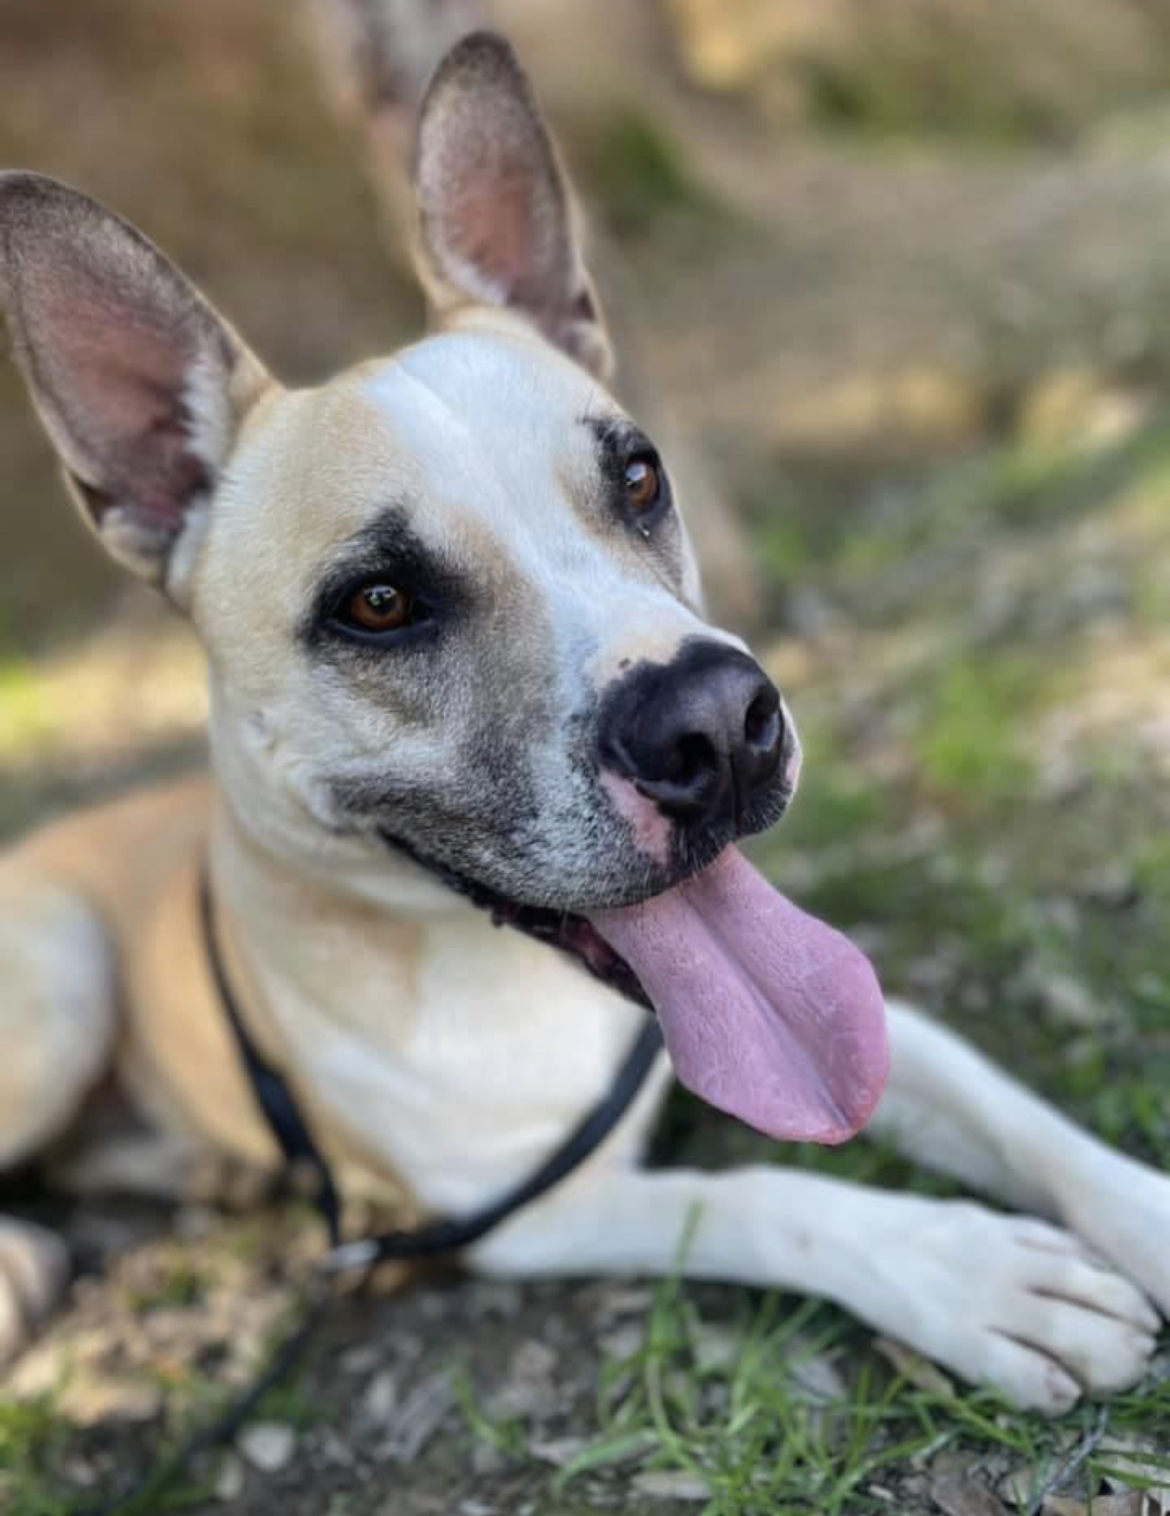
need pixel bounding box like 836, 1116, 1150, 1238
32, 267, 208, 524
432, 129, 562, 307
422, 77, 570, 318
456, 164, 540, 300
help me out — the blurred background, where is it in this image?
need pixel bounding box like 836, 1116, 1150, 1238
3, 1, 1170, 1509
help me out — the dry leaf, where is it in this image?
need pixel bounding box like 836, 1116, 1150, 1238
1042, 1496, 1145, 1516
930, 1452, 1010, 1516
1101, 1435, 1170, 1506
527, 1436, 589, 1469
788, 1347, 846, 1403
876, 1336, 956, 1399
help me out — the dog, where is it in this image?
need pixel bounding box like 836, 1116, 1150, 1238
0, 32, 1167, 1417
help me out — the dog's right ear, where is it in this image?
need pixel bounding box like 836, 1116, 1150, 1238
0, 172, 271, 591
413, 32, 613, 380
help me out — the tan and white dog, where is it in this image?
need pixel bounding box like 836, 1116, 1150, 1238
1, 33, 1167, 1417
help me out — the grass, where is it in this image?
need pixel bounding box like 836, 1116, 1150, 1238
792, 9, 1170, 145
0, 1275, 325, 1516
458, 1262, 1170, 1515
0, 1393, 76, 1516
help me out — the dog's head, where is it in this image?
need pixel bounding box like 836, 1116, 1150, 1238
0, 34, 887, 1143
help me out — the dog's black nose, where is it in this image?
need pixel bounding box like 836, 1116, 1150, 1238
598, 641, 786, 828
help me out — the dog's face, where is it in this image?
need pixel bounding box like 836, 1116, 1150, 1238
197, 322, 796, 916
0, 33, 797, 921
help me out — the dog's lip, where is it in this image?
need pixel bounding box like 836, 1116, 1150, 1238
376, 829, 653, 1009
374, 774, 796, 1006
375, 773, 795, 934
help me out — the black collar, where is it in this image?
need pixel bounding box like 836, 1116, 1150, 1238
198, 868, 664, 1266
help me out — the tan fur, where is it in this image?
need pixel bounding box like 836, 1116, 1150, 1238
6, 782, 257, 1156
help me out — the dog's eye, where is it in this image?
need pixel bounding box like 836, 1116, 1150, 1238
317, 571, 440, 651
340, 583, 415, 635
624, 456, 661, 515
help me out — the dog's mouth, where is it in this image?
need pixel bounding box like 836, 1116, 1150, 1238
382, 829, 651, 1003
384, 832, 889, 1145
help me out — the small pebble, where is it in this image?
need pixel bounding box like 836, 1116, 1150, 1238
238, 1420, 296, 1473
360, 1370, 398, 1428
631, 1470, 712, 1501
471, 1442, 509, 1476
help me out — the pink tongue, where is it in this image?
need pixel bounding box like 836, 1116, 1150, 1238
589, 847, 888, 1144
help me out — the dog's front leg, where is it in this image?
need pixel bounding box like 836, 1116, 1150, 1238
469, 1161, 1157, 1413
0, 876, 117, 1360
870, 998, 1170, 1322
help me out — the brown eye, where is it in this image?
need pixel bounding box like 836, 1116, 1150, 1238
624, 456, 661, 514
345, 582, 413, 633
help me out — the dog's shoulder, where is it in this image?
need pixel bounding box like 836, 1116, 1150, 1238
6, 771, 213, 900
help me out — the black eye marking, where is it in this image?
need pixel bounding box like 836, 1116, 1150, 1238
302, 504, 469, 656
589, 417, 673, 538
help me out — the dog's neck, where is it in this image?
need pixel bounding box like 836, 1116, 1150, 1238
205, 780, 648, 1212
207, 786, 443, 1035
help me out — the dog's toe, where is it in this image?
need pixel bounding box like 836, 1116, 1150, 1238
995, 1292, 1155, 1398
978, 1333, 1082, 1416
1019, 1247, 1160, 1333
0, 1216, 69, 1361
972, 1217, 1158, 1409
865, 1199, 1159, 1414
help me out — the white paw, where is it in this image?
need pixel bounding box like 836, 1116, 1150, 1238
0, 1216, 69, 1362
859, 1200, 1159, 1414
1059, 1149, 1170, 1322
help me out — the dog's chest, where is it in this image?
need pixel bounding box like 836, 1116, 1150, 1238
264, 914, 658, 1215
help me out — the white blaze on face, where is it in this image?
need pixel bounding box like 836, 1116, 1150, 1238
358, 328, 714, 705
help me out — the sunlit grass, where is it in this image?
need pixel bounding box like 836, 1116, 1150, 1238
456, 1259, 1170, 1515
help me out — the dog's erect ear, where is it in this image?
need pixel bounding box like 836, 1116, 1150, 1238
413, 32, 612, 379
0, 172, 270, 589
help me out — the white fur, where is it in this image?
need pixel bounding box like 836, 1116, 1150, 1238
0, 1218, 68, 1363
0, 884, 115, 1167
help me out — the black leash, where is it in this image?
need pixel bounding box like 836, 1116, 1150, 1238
81, 873, 662, 1513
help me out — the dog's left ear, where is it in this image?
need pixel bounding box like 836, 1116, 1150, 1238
413, 31, 612, 379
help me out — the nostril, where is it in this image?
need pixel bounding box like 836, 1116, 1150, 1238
744, 690, 782, 752
631, 729, 721, 819
669, 731, 717, 788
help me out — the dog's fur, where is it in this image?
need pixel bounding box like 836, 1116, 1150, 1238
1, 33, 1168, 1415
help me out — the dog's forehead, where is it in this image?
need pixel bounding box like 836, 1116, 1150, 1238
362, 328, 601, 475
271, 328, 607, 554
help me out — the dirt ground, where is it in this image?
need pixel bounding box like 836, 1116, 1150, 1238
3, 3, 1170, 1514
